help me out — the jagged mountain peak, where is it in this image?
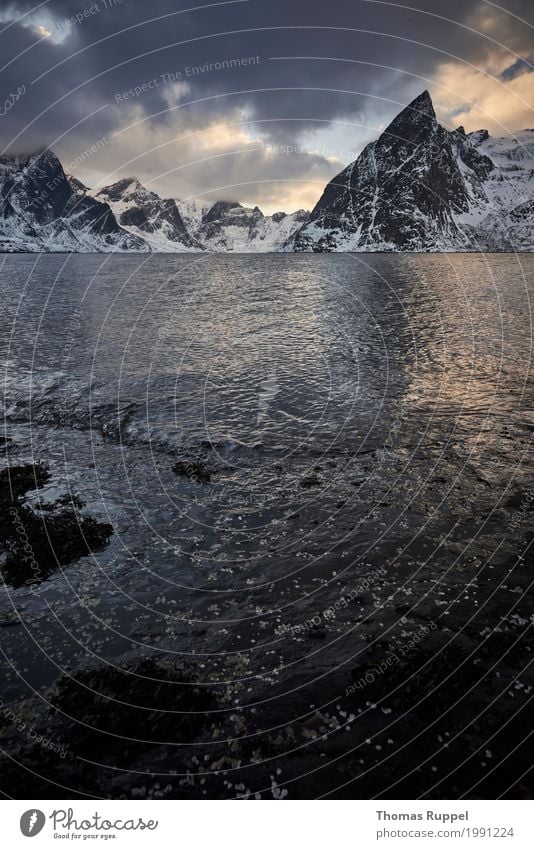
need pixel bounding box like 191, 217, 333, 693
382, 89, 437, 144
286, 93, 533, 253
35, 148, 63, 165
114, 176, 141, 189
92, 177, 203, 251
6, 147, 56, 163
178, 197, 308, 252
202, 200, 245, 223
3, 115, 532, 254
0, 148, 63, 174
67, 175, 89, 195
468, 129, 490, 146
97, 177, 148, 202
410, 88, 434, 112
0, 148, 147, 252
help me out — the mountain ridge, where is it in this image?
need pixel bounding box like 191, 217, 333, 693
0, 150, 147, 252
285, 91, 534, 252
1, 91, 533, 252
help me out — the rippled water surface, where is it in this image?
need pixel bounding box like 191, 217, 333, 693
1, 253, 533, 799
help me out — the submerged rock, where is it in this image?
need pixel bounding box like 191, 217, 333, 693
49, 656, 218, 757
0, 655, 220, 798
173, 460, 211, 484
0, 459, 113, 588
299, 474, 321, 488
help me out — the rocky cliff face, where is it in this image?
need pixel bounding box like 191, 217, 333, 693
285, 91, 534, 252
93, 179, 203, 252
2, 98, 532, 254
176, 199, 309, 252
0, 151, 146, 252
73, 179, 307, 252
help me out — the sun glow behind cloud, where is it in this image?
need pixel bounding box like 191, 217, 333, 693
0, 7, 67, 44
434, 59, 534, 136
72, 102, 336, 213
432, 4, 534, 135
36, 24, 52, 39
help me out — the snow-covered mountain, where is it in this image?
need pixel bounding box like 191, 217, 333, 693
176, 199, 309, 252
2, 97, 532, 254
0, 150, 306, 252
285, 90, 534, 252
0, 150, 147, 252
91, 178, 203, 252
91, 185, 307, 252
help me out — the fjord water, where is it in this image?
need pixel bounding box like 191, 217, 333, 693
1, 253, 533, 799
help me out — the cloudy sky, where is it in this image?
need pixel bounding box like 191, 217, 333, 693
0, 0, 532, 213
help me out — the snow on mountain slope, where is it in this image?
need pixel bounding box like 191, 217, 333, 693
0, 151, 147, 252
178, 199, 309, 252
90, 183, 308, 252
460, 129, 534, 248
93, 179, 203, 252
3, 112, 531, 254
175, 199, 208, 235
285, 92, 534, 252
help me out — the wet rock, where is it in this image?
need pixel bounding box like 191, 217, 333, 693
0, 461, 113, 588
307, 624, 326, 639
173, 460, 211, 484
0, 655, 220, 798
300, 475, 321, 488
0, 463, 50, 500
49, 656, 219, 758
0, 436, 14, 456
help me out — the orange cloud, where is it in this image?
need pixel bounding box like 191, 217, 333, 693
434, 59, 534, 135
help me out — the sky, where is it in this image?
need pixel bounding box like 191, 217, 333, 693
0, 0, 532, 213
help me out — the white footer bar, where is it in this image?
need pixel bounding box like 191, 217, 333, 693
3, 799, 533, 848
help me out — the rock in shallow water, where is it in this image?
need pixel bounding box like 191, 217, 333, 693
0, 457, 113, 588
172, 460, 211, 484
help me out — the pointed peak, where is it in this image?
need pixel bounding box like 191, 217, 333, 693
120, 177, 142, 190
22, 148, 63, 169
34, 148, 61, 163
112, 176, 141, 189
408, 89, 435, 115
0, 148, 63, 171
67, 174, 88, 194
383, 90, 436, 143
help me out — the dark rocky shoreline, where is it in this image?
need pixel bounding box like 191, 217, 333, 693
1, 447, 532, 799
0, 446, 113, 589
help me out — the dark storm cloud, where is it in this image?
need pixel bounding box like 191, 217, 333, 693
0, 0, 532, 207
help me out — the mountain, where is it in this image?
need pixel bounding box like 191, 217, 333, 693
2, 101, 532, 254
176, 199, 309, 252
92, 178, 204, 252
90, 185, 307, 252
0, 150, 147, 252
459, 130, 534, 251
0, 150, 307, 252
285, 90, 534, 252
